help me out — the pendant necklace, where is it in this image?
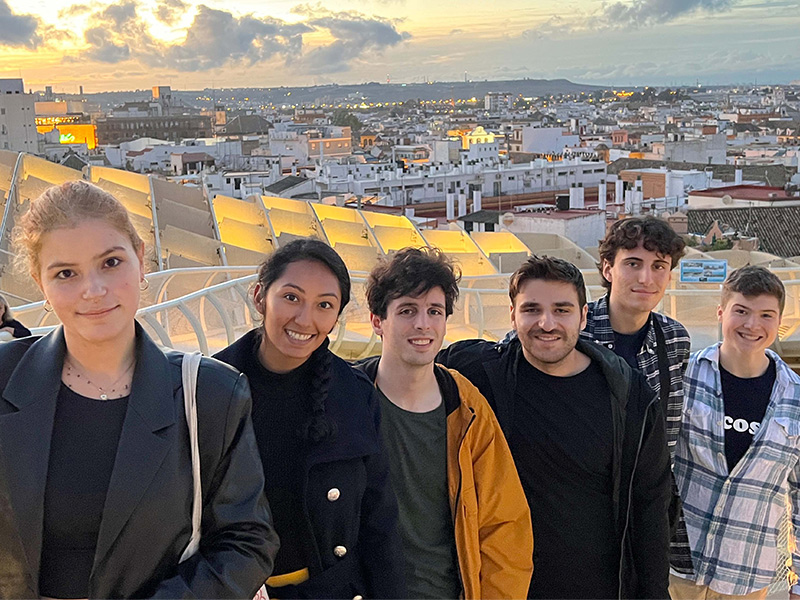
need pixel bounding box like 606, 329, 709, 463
64, 357, 136, 400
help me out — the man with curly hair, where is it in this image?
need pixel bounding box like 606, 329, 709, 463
356, 247, 533, 600
587, 216, 693, 575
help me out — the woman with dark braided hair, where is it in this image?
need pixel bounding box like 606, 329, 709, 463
214, 238, 406, 599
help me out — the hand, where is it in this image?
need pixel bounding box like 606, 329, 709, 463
0, 326, 14, 335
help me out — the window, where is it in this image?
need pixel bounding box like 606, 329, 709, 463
436, 182, 443, 192
0, 108, 4, 115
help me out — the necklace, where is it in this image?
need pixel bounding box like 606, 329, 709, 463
63, 357, 136, 400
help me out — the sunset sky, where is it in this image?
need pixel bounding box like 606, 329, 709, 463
1, 0, 798, 92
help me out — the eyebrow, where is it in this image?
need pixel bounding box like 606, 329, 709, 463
733, 303, 778, 315
519, 300, 575, 309
623, 256, 670, 264
45, 246, 128, 270
281, 283, 339, 298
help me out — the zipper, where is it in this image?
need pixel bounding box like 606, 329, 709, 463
617, 393, 658, 599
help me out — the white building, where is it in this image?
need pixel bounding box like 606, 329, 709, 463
512, 126, 580, 155
503, 209, 606, 250
268, 125, 352, 167
315, 157, 607, 208
647, 133, 726, 164
485, 92, 513, 114
0, 79, 38, 154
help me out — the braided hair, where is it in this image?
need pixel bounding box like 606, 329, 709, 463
255, 239, 350, 443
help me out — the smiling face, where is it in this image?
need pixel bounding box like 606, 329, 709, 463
719, 292, 781, 360
35, 219, 144, 349
511, 278, 588, 376
371, 286, 447, 371
603, 243, 672, 317
256, 260, 342, 373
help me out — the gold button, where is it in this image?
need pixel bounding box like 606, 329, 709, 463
327, 487, 341, 502
333, 545, 347, 558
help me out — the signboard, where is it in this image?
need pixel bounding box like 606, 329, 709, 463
680, 259, 728, 283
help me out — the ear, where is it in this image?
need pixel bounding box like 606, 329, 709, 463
601, 259, 613, 284
510, 302, 517, 331
370, 312, 384, 337
252, 283, 266, 316
717, 304, 723, 322
580, 303, 588, 331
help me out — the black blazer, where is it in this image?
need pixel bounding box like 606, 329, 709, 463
0, 324, 279, 599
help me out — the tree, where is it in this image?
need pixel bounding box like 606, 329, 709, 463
331, 110, 362, 132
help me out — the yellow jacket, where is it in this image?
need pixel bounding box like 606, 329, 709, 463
443, 366, 533, 599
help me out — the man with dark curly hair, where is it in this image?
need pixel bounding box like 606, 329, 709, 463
356, 247, 533, 600
587, 215, 694, 575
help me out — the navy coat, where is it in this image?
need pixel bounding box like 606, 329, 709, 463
215, 330, 406, 600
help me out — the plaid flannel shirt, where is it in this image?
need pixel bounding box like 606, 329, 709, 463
675, 344, 800, 596
581, 294, 694, 572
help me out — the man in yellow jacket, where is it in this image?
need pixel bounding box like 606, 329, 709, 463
356, 247, 533, 600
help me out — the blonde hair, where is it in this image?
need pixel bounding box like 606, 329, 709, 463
12, 181, 143, 278
0, 293, 12, 323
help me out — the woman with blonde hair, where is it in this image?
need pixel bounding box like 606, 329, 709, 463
0, 180, 278, 599
0, 293, 31, 338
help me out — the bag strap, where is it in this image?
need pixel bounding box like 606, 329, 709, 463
179, 351, 203, 563
652, 317, 671, 414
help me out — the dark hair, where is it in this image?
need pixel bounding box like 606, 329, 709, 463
721, 265, 785, 314
509, 255, 587, 308
366, 247, 461, 319
598, 216, 686, 290
255, 238, 351, 443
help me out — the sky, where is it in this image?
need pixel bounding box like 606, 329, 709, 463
0, 0, 798, 93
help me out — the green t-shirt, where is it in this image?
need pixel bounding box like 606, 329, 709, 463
376, 386, 461, 600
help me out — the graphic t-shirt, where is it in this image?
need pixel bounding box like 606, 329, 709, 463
720, 357, 776, 473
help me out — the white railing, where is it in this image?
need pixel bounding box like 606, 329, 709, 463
13, 267, 800, 359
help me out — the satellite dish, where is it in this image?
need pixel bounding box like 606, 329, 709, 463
502, 212, 515, 227
722, 194, 733, 205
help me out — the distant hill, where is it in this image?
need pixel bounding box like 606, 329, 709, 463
76, 78, 605, 110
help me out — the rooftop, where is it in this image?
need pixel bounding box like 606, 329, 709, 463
690, 185, 796, 202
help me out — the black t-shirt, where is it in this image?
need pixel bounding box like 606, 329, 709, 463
241, 338, 313, 576
613, 323, 650, 370
513, 359, 619, 599
720, 357, 776, 473
39, 385, 129, 599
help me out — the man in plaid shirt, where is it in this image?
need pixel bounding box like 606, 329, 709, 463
580, 216, 694, 574
673, 266, 800, 599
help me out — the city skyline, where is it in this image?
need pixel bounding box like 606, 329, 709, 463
0, 0, 798, 93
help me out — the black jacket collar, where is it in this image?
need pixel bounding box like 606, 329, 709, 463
0, 323, 176, 583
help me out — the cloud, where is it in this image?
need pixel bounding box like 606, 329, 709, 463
58, 3, 94, 18
160, 5, 311, 70
0, 0, 42, 48
66, 1, 412, 74
597, 0, 736, 27
155, 0, 187, 23
521, 15, 579, 39
299, 12, 411, 74
450, 28, 464, 35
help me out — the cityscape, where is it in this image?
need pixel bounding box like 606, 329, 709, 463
1, 0, 800, 364
3, 2, 800, 596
